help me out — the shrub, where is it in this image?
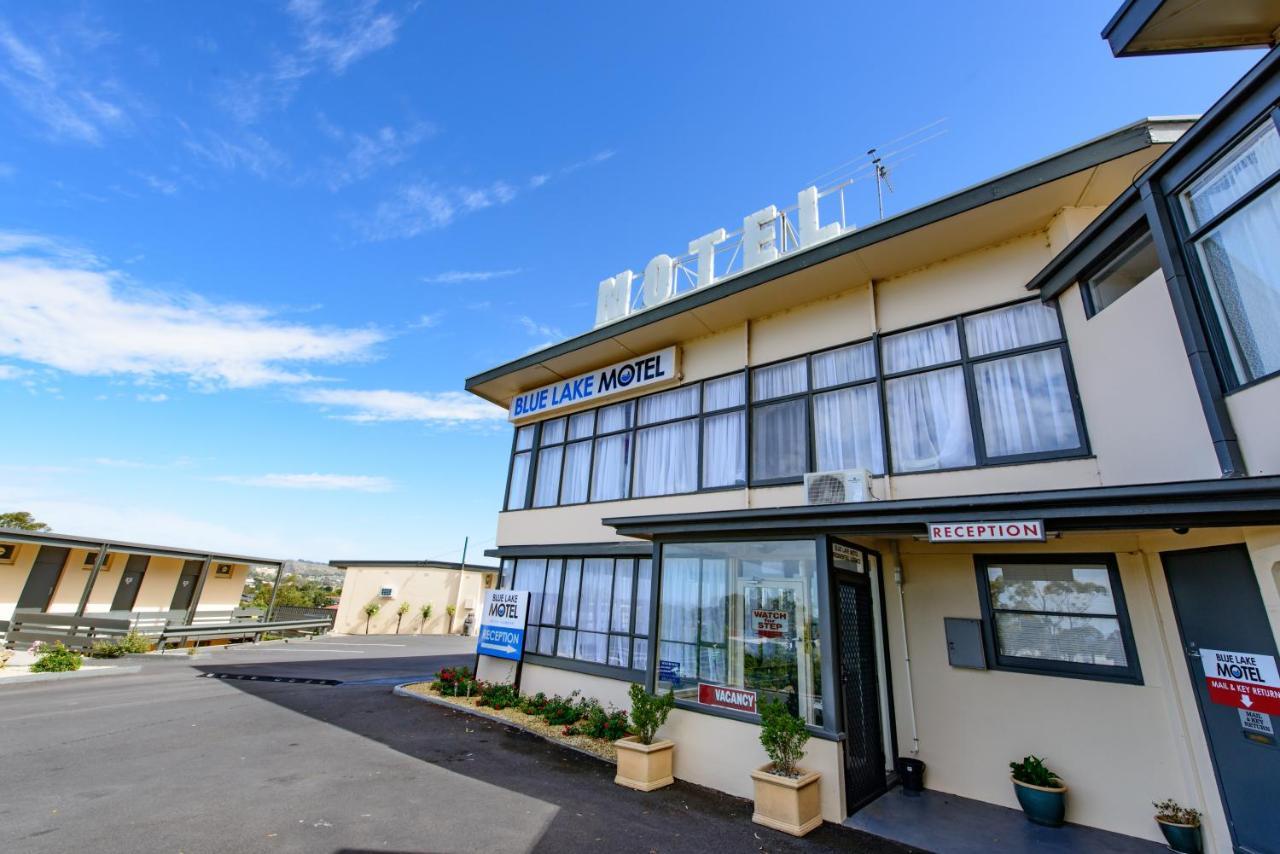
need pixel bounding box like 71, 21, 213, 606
432, 665, 478, 697
541, 691, 587, 726
477, 681, 520, 710
31, 641, 83, 673
89, 631, 150, 659
1153, 799, 1201, 827
119, 631, 150, 654
759, 697, 810, 778
1010, 755, 1061, 788
627, 683, 674, 745
569, 703, 630, 741
519, 691, 550, 716
90, 640, 125, 658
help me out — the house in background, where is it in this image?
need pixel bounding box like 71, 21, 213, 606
460, 3, 1280, 850
329, 560, 498, 635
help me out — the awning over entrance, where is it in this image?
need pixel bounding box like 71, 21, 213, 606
603, 476, 1280, 539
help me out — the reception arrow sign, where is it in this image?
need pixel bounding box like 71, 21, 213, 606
476, 590, 529, 662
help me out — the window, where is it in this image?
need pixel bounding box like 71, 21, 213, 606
503, 300, 1086, 505
656, 540, 823, 725
504, 555, 651, 672
975, 555, 1141, 683
1179, 119, 1280, 386
1083, 232, 1160, 316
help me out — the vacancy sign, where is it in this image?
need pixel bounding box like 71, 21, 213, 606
1201, 648, 1280, 715
698, 684, 757, 714
927, 520, 1045, 543
477, 590, 529, 662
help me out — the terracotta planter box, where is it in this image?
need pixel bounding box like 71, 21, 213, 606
614, 736, 674, 791
751, 764, 823, 837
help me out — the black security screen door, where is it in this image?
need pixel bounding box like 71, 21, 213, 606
1163, 545, 1280, 853
112, 554, 149, 612
832, 541, 887, 814
17, 546, 70, 611
169, 559, 203, 611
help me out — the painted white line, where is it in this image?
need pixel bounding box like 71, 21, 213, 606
295, 642, 407, 647
223, 647, 366, 654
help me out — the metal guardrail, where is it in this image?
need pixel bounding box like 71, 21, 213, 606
6, 611, 135, 652
5, 607, 333, 653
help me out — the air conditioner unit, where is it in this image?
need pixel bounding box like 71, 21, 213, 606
804, 469, 875, 505
378, 586, 395, 598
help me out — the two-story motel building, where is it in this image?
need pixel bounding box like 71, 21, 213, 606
466, 5, 1280, 849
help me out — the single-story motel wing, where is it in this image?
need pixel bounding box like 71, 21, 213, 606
463, 4, 1280, 850
328, 560, 498, 635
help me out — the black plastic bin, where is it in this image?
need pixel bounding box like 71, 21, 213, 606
897, 757, 925, 795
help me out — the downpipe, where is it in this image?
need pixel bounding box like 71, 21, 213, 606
891, 540, 920, 755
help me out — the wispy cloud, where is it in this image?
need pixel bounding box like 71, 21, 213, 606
0, 232, 385, 388
410, 311, 443, 329
137, 172, 179, 195
317, 118, 435, 190
0, 364, 28, 380
214, 472, 394, 492
221, 0, 409, 124
0, 19, 132, 144
0, 162, 13, 180
299, 388, 506, 425
423, 269, 522, 285
183, 129, 289, 178
517, 315, 564, 340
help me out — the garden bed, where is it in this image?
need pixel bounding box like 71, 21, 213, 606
398, 681, 620, 764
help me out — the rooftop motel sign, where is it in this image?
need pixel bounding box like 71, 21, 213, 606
594, 185, 846, 328
509, 346, 679, 421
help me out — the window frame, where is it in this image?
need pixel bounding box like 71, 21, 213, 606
501, 298, 1092, 508
1169, 108, 1280, 392
973, 553, 1143, 685
1079, 226, 1159, 318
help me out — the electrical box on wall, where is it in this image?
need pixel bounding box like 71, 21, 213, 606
944, 617, 987, 670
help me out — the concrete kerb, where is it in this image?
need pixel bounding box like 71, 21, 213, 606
392, 681, 618, 766
0, 664, 143, 686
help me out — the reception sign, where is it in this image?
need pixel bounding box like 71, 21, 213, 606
476, 590, 529, 662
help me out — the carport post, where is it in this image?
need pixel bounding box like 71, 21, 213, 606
264, 562, 285, 622
74, 543, 110, 617
183, 555, 214, 626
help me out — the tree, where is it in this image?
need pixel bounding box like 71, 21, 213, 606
395, 601, 410, 634
249, 574, 337, 610
419, 603, 433, 634
363, 601, 380, 634
0, 511, 51, 532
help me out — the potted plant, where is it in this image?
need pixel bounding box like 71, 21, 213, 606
614, 683, 675, 791
363, 601, 380, 634
1153, 799, 1203, 854
751, 698, 822, 837
1010, 755, 1067, 827
419, 602, 433, 633
395, 601, 410, 634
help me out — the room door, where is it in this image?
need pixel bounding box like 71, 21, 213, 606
169, 559, 204, 611
16, 546, 70, 611
832, 542, 887, 814
1163, 545, 1280, 853
111, 554, 150, 612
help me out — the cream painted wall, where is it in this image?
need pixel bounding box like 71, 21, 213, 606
1058, 273, 1221, 485
46, 549, 121, 613
517, 662, 847, 823
0, 541, 38, 622
874, 528, 1280, 850
1226, 377, 1280, 476
333, 566, 498, 635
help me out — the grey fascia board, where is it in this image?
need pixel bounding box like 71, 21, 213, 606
483, 542, 655, 559
1026, 188, 1145, 298
464, 119, 1177, 395
603, 476, 1280, 537
0, 527, 283, 566
327, 560, 497, 572
1101, 0, 1163, 56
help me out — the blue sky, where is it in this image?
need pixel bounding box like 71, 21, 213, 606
0, 1, 1262, 562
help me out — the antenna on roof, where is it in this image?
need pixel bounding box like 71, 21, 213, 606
868, 148, 894, 220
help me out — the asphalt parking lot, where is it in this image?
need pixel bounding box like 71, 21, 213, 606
0, 635, 922, 854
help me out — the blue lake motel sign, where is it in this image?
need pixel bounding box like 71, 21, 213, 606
477, 590, 529, 662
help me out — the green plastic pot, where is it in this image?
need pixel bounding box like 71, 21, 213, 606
1011, 777, 1067, 827
1156, 819, 1202, 854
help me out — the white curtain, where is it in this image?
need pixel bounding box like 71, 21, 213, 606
1184, 123, 1280, 227
703, 374, 745, 410
575, 558, 613, 663
515, 559, 547, 624
590, 434, 630, 501
634, 560, 652, 636
597, 401, 634, 433
964, 302, 1061, 357
611, 560, 634, 632
506, 452, 530, 509
882, 321, 959, 374
638, 385, 699, 424
568, 411, 595, 440
702, 410, 745, 487
540, 417, 566, 445
514, 425, 534, 451
532, 446, 563, 507
812, 341, 875, 388
560, 441, 591, 504
886, 366, 974, 472
752, 399, 807, 480
559, 560, 581, 628
813, 384, 884, 473
1196, 182, 1280, 380
657, 557, 700, 684
634, 421, 697, 496
974, 349, 1080, 457
541, 559, 563, 624
752, 358, 807, 401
